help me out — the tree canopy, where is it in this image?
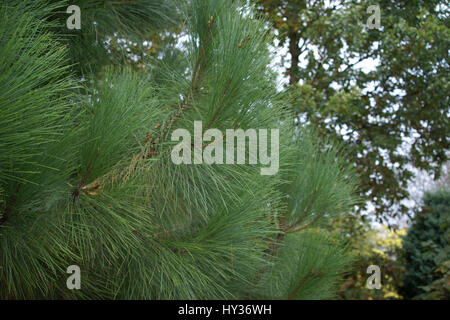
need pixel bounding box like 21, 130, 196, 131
256, 0, 449, 222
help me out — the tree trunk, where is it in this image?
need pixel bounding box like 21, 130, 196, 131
288, 30, 300, 85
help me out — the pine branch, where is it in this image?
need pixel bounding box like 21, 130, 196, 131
1, 0, 357, 299
204, 78, 233, 131
252, 216, 287, 285
144, 15, 215, 158
287, 269, 323, 300
74, 15, 215, 191
285, 214, 321, 233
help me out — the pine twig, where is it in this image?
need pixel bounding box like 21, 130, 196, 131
285, 214, 321, 233
287, 269, 323, 300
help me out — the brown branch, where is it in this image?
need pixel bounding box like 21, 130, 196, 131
203, 79, 232, 131
287, 277, 308, 300
285, 214, 321, 233
238, 35, 252, 48
253, 216, 287, 284
287, 269, 323, 300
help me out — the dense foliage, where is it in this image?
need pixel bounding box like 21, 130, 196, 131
0, 0, 357, 299
320, 214, 404, 300
398, 190, 450, 299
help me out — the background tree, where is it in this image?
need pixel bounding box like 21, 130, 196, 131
0, 0, 357, 299
408, 158, 450, 209
256, 0, 449, 222
397, 190, 450, 299
327, 215, 405, 300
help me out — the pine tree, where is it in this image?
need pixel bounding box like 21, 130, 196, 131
0, 0, 357, 299
398, 190, 450, 300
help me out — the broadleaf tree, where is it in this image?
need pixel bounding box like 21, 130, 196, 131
0, 0, 357, 299
256, 0, 449, 222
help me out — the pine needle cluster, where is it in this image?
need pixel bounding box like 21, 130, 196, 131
0, 0, 358, 299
